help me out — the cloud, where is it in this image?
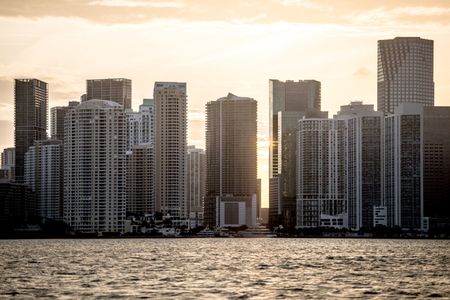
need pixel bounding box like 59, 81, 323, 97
1, 0, 450, 27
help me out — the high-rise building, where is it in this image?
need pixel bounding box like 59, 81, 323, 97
126, 98, 155, 151
1, 147, 15, 181
64, 99, 126, 233
377, 37, 434, 113
14, 79, 48, 183
50, 101, 79, 141
186, 145, 206, 228
126, 144, 155, 216
336, 102, 383, 230
154, 82, 187, 223
24, 140, 63, 221
297, 118, 348, 228
86, 78, 132, 109
269, 79, 321, 228
384, 104, 423, 229
422, 107, 450, 230
205, 93, 257, 228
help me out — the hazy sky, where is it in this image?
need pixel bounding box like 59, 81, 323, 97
1, 0, 450, 207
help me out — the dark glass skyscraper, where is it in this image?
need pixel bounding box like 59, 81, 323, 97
86, 78, 132, 109
14, 79, 48, 183
377, 37, 434, 113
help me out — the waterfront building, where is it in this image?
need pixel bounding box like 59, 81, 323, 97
0, 182, 37, 234
205, 93, 257, 228
86, 78, 132, 109
186, 145, 206, 228
336, 102, 383, 230
126, 98, 155, 151
24, 140, 63, 221
154, 82, 187, 223
50, 101, 79, 141
422, 106, 450, 230
1, 147, 15, 181
297, 118, 348, 228
384, 104, 423, 229
126, 144, 155, 216
14, 79, 48, 183
64, 99, 126, 233
269, 79, 321, 228
377, 37, 434, 113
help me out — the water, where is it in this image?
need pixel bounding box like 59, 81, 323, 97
0, 238, 449, 299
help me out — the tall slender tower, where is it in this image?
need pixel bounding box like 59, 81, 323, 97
86, 78, 132, 109
154, 82, 187, 224
64, 99, 126, 233
14, 79, 48, 183
268, 79, 321, 228
186, 145, 206, 227
205, 93, 257, 228
377, 37, 434, 113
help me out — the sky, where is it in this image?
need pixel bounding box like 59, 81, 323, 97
1, 0, 450, 207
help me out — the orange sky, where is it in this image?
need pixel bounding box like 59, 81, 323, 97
1, 0, 450, 207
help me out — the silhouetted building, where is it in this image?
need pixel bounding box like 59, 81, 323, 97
0, 182, 37, 235
24, 140, 63, 221
154, 82, 187, 224
205, 93, 257, 228
186, 145, 206, 227
64, 100, 126, 233
86, 78, 132, 109
126, 144, 155, 216
378, 37, 434, 113
50, 101, 79, 141
269, 79, 321, 228
14, 79, 48, 182
422, 106, 450, 231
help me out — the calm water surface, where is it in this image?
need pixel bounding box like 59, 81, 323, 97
0, 238, 449, 299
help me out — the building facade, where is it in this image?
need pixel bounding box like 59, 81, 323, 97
297, 118, 348, 228
1, 147, 15, 181
186, 145, 206, 227
126, 98, 155, 151
154, 82, 187, 223
24, 140, 63, 221
377, 37, 434, 113
205, 93, 257, 228
14, 79, 48, 183
126, 144, 155, 216
269, 79, 321, 228
86, 78, 132, 109
384, 104, 423, 229
50, 101, 79, 141
64, 100, 126, 233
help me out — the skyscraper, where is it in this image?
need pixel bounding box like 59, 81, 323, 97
154, 82, 187, 224
126, 98, 155, 151
86, 78, 132, 109
336, 102, 383, 230
14, 79, 48, 183
50, 101, 79, 141
126, 144, 155, 216
377, 37, 434, 113
0, 147, 15, 181
384, 104, 423, 229
64, 99, 126, 233
186, 146, 206, 228
268, 79, 321, 228
297, 118, 347, 228
25, 140, 63, 221
205, 93, 257, 228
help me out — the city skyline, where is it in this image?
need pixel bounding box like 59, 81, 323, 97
2, 1, 450, 207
